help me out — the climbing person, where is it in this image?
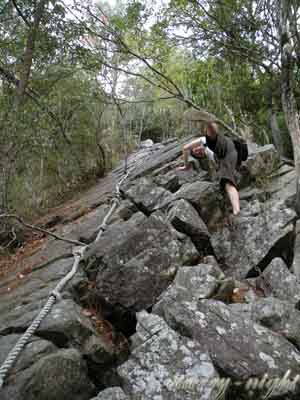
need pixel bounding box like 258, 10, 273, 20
177, 135, 215, 174
178, 109, 241, 217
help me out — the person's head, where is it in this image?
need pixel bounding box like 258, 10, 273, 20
206, 121, 219, 137
183, 108, 218, 136
193, 145, 205, 157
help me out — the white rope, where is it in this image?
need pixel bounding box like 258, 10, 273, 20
0, 295, 55, 389
4, 141, 299, 398
95, 198, 120, 242
0, 247, 84, 389
0, 170, 130, 388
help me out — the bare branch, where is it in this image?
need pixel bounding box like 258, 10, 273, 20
98, 58, 179, 97
2, 227, 17, 250
224, 104, 237, 132
62, 1, 242, 138
11, 0, 31, 27
64, 2, 185, 97
108, 96, 178, 105
0, 214, 85, 246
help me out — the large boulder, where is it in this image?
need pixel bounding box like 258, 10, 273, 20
0, 345, 95, 400
153, 171, 180, 192
229, 296, 300, 351
118, 311, 218, 400
174, 168, 209, 187
239, 164, 296, 209
124, 177, 171, 214
22, 349, 95, 400
129, 137, 189, 180
117, 200, 138, 221
156, 264, 223, 304
158, 181, 224, 230
261, 258, 300, 305
2, 137, 299, 400
211, 200, 296, 279
0, 334, 57, 395
85, 212, 199, 312
11, 203, 121, 276
154, 296, 300, 380
167, 199, 211, 253
0, 258, 83, 335
244, 144, 280, 179
154, 267, 300, 381
251, 297, 300, 348
263, 164, 296, 206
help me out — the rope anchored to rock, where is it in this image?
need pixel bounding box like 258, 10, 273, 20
0, 246, 85, 389
1, 144, 300, 399
0, 168, 129, 389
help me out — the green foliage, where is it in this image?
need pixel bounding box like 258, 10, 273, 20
0, 0, 134, 218
1, 0, 298, 223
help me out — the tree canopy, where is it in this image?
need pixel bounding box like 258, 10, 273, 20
0, 0, 299, 241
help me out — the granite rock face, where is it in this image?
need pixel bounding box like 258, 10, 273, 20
89, 387, 128, 400
1, 137, 300, 400
0, 341, 95, 400
211, 201, 296, 279
154, 296, 300, 379
124, 177, 172, 214
167, 199, 211, 253
243, 144, 280, 179
89, 212, 199, 311
261, 258, 300, 305
118, 311, 218, 400
158, 181, 224, 230
251, 298, 300, 348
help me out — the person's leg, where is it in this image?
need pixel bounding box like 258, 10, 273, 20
225, 182, 240, 215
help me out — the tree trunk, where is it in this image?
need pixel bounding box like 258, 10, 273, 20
138, 106, 146, 145
269, 104, 284, 157
17, 0, 49, 103
278, 0, 300, 214
96, 143, 106, 176
0, 166, 7, 212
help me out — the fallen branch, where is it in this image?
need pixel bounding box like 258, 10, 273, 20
0, 214, 85, 246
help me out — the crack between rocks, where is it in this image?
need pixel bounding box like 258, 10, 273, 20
120, 191, 152, 217
282, 335, 300, 354
246, 230, 296, 279
0, 325, 69, 349
0, 326, 28, 336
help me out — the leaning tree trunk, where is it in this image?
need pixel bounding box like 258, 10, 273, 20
17, 0, 49, 104
269, 99, 284, 157
278, 0, 300, 214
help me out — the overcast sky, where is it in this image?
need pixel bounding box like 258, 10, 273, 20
63, 0, 117, 9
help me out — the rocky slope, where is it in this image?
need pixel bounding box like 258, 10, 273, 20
1, 137, 300, 400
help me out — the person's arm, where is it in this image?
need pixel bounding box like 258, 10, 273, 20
182, 138, 204, 167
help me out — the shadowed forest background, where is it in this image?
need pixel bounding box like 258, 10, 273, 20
0, 0, 299, 246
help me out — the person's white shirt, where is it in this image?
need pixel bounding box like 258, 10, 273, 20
198, 137, 215, 162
